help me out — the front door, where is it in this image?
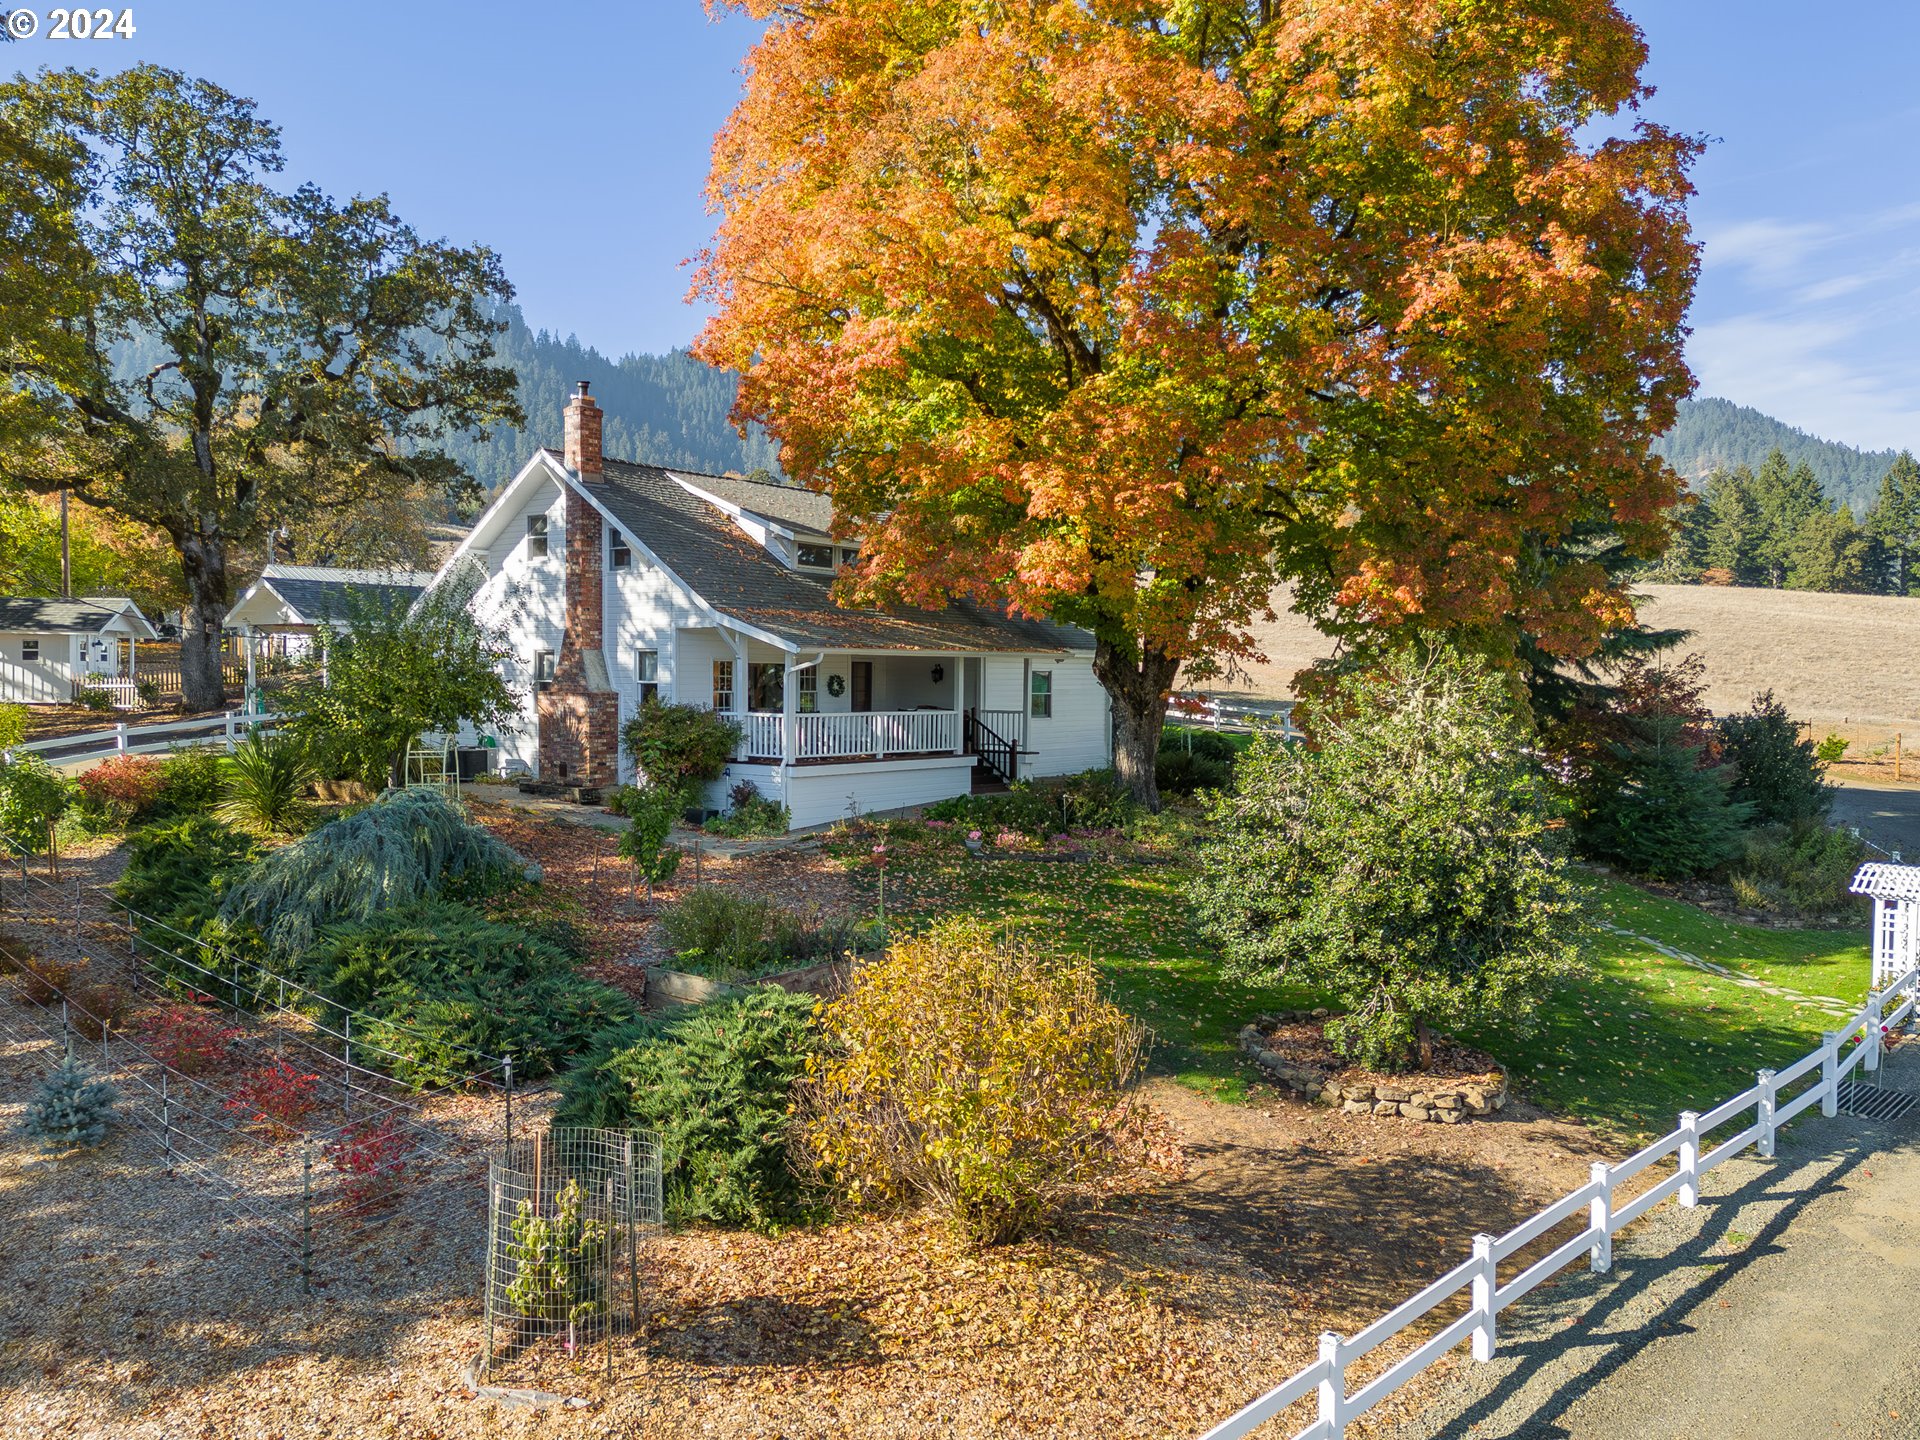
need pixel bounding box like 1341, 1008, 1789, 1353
850, 660, 873, 712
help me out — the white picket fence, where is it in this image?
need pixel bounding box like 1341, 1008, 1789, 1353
1197, 962, 1920, 1440
2, 710, 282, 769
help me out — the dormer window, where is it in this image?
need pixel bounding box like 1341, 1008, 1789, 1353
840, 548, 860, 567
795, 541, 835, 570
609, 528, 631, 570
526, 514, 549, 558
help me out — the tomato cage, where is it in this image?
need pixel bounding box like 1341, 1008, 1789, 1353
482, 1127, 664, 1382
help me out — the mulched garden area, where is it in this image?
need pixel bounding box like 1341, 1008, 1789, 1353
466, 803, 864, 997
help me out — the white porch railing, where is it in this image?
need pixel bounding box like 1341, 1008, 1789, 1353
740, 709, 962, 762
976, 708, 1025, 748
1194, 957, 1920, 1440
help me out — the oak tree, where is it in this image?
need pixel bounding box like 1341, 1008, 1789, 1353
694, 0, 1700, 806
0, 66, 522, 709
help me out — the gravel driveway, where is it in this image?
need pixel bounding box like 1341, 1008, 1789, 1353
1371, 1042, 1920, 1440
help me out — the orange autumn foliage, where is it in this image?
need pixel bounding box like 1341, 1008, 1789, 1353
694, 0, 1699, 792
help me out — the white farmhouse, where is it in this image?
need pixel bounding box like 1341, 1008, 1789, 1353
430, 382, 1112, 828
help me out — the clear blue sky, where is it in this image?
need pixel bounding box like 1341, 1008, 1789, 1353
7, 1, 1917, 450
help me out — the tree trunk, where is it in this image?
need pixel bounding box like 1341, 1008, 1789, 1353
1415, 1018, 1436, 1071
1092, 636, 1182, 812
178, 534, 231, 713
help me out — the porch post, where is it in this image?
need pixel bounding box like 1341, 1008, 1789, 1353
952, 654, 965, 755
243, 625, 257, 700
727, 631, 749, 759
781, 652, 797, 768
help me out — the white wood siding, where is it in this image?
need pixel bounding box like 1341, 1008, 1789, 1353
465, 477, 567, 772
710, 754, 976, 830
1022, 655, 1111, 777
0, 633, 77, 705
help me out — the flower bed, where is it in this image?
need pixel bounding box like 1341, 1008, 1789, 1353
1239, 1010, 1508, 1123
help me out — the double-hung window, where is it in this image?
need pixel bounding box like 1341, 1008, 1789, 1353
1030, 669, 1053, 719
712, 659, 735, 713
609, 528, 632, 570
21, 639, 40, 664
526, 514, 549, 558
635, 649, 659, 705
796, 667, 818, 713
533, 649, 556, 687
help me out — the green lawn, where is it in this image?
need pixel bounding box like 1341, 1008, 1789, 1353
862, 836, 1872, 1142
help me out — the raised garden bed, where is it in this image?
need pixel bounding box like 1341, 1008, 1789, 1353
1239, 1010, 1508, 1123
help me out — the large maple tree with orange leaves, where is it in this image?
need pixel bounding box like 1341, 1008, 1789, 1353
695, 0, 1700, 806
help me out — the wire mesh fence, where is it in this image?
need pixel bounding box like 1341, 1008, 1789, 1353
0, 838, 519, 1293
483, 1127, 664, 1383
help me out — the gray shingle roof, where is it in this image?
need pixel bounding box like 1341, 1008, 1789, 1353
567, 454, 1092, 655
264, 572, 428, 624
672, 470, 836, 537
0, 595, 151, 636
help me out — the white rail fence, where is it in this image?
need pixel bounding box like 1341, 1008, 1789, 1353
1170, 692, 1302, 741
2, 710, 282, 769
1198, 963, 1920, 1440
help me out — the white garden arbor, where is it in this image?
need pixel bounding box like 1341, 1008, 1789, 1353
1851, 862, 1920, 987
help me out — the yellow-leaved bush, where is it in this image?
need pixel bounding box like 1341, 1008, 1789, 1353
800, 919, 1146, 1246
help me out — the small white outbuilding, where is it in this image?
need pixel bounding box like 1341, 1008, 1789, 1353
0, 596, 159, 707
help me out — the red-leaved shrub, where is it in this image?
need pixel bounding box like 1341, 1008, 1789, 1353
138, 1004, 240, 1075
75, 755, 168, 828
224, 1061, 320, 1139
325, 1117, 411, 1210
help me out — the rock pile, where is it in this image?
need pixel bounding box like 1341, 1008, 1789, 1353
1238, 1011, 1508, 1124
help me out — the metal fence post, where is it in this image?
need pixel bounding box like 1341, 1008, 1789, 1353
161, 1071, 174, 1174
1865, 992, 1884, 1073
1470, 1234, 1497, 1361
1822, 1031, 1840, 1117
1588, 1162, 1613, 1273
1757, 1069, 1778, 1159
342, 1013, 352, 1115
300, 1139, 313, 1296
1678, 1111, 1701, 1208
503, 1056, 514, 1145
1315, 1331, 1345, 1439
61, 998, 71, 1057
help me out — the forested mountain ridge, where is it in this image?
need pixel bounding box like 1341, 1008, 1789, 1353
450, 306, 780, 492
1652, 397, 1900, 514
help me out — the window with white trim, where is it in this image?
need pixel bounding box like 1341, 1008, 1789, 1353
795, 541, 835, 570
1030, 669, 1053, 719
712, 659, 735, 713
610, 528, 631, 570
526, 514, 549, 558
533, 649, 555, 687
796, 666, 818, 713
21, 639, 39, 664
636, 649, 659, 705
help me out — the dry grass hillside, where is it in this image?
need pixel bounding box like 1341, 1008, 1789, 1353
1207, 583, 1920, 727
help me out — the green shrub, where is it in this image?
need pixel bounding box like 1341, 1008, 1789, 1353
117, 815, 264, 987
1729, 823, 1868, 917
0, 756, 73, 852
505, 1176, 607, 1325
74, 687, 114, 713
615, 783, 681, 901
1576, 713, 1751, 880
21, 1060, 117, 1151
621, 699, 740, 801
73, 755, 168, 831
704, 779, 790, 838
658, 885, 851, 981
1716, 692, 1831, 828
218, 730, 317, 833
218, 787, 536, 959
802, 919, 1145, 1246
0, 702, 27, 751
553, 986, 821, 1227
1194, 648, 1586, 1072
1155, 745, 1234, 795
301, 901, 633, 1085
150, 747, 225, 819
1815, 733, 1850, 765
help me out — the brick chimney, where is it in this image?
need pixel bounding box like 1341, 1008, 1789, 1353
564, 379, 603, 483
538, 382, 619, 788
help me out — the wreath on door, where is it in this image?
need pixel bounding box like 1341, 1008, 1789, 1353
826, 673, 846, 697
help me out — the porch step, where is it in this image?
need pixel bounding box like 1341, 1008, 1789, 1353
970, 762, 1010, 795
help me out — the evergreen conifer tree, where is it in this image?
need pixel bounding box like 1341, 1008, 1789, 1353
21, 1060, 118, 1151
1865, 451, 1920, 595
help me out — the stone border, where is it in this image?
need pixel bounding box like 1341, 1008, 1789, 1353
1238, 1010, 1508, 1123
